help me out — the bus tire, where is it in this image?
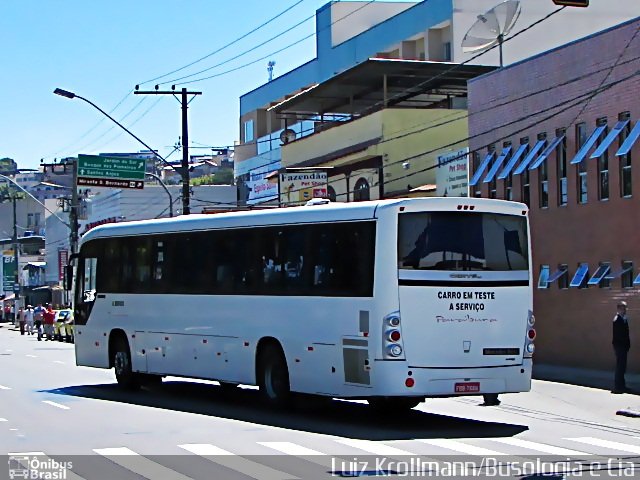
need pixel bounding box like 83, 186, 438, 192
367, 397, 422, 412
258, 344, 291, 408
113, 338, 141, 391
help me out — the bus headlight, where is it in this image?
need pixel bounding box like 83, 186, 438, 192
387, 344, 403, 357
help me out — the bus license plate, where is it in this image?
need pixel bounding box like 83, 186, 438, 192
454, 382, 480, 393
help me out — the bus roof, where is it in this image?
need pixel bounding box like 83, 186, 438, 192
79, 197, 527, 244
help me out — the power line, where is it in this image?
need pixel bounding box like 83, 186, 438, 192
45, 90, 133, 160
139, 0, 311, 86
170, 0, 379, 86
68, 97, 148, 155
90, 96, 165, 153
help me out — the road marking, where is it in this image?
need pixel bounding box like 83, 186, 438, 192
0, 418, 7, 422
94, 447, 192, 480
259, 442, 334, 468
8, 451, 45, 456
0, 384, 11, 390
42, 400, 70, 410
487, 438, 592, 456
335, 438, 415, 456
179, 443, 297, 480
53, 360, 65, 364
568, 437, 640, 455
417, 439, 506, 456
26, 354, 38, 358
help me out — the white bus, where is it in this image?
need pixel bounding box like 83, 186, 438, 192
73, 197, 534, 410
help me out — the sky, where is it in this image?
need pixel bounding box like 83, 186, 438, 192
0, 0, 409, 170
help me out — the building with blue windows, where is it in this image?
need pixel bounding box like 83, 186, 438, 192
237, 0, 640, 205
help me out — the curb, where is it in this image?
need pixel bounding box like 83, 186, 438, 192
616, 409, 640, 418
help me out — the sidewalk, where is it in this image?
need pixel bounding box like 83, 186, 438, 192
534, 363, 640, 392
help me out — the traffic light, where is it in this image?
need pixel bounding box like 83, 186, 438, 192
552, 0, 589, 6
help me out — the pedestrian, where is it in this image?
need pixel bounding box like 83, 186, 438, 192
33, 303, 45, 341
612, 300, 631, 394
17, 306, 25, 335
3, 303, 10, 323
43, 304, 55, 341
24, 305, 34, 335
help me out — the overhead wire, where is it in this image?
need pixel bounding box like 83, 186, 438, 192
90, 96, 165, 153
169, 0, 379, 86
50, 2, 315, 160
139, 0, 311, 86
68, 96, 148, 155
45, 90, 133, 160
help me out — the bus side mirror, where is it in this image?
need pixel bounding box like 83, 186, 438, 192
64, 265, 74, 291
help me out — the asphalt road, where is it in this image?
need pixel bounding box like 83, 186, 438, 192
1, 321, 640, 479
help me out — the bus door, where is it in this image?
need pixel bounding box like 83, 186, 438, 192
74, 246, 109, 368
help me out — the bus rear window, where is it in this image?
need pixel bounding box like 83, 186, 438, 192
398, 212, 528, 271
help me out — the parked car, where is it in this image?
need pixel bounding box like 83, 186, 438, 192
53, 309, 74, 343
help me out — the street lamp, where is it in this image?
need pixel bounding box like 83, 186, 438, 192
145, 172, 174, 218
53, 88, 166, 167
53, 88, 187, 215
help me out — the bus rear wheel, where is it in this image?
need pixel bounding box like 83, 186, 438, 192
367, 397, 422, 412
258, 344, 291, 408
113, 338, 141, 391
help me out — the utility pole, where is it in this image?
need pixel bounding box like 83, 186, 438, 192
70, 159, 79, 256
134, 86, 202, 214
12, 193, 19, 314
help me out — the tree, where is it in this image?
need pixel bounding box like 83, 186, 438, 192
0, 158, 18, 175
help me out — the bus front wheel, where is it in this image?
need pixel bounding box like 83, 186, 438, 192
113, 338, 141, 391
258, 344, 291, 407
367, 397, 422, 412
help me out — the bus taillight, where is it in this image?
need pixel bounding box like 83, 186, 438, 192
383, 312, 405, 360
524, 310, 536, 358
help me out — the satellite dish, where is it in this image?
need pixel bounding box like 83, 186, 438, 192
280, 128, 296, 145
461, 0, 521, 67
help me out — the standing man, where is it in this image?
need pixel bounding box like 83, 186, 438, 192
43, 304, 56, 341
24, 305, 34, 335
612, 300, 631, 394
33, 303, 45, 341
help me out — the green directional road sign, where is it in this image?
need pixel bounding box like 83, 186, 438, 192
2, 255, 16, 292
77, 154, 146, 184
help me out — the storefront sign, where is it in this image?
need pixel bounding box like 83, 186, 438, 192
279, 171, 328, 206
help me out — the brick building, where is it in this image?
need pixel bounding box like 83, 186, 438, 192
467, 18, 640, 373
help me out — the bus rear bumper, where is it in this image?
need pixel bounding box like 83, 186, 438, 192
371, 359, 532, 398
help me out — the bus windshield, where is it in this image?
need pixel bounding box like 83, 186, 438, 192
398, 211, 528, 271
